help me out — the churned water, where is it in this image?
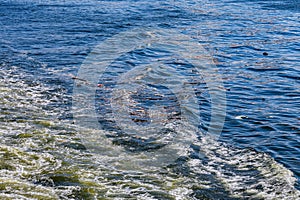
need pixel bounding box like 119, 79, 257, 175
0, 0, 299, 199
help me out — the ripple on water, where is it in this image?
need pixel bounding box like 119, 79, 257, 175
0, 0, 300, 198
0, 64, 299, 199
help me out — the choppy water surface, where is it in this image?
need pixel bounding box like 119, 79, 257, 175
0, 0, 300, 199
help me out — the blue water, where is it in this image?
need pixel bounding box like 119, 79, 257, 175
0, 0, 299, 199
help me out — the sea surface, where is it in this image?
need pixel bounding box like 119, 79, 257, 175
0, 0, 299, 199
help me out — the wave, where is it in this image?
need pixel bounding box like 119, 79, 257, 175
0, 65, 299, 199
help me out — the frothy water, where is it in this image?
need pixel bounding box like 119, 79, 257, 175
0, 63, 299, 199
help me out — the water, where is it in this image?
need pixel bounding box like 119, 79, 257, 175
0, 0, 299, 199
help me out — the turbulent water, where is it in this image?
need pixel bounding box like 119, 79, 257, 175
0, 0, 300, 199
